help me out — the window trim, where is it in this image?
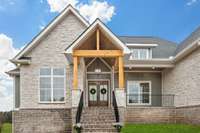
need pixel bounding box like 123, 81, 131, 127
38, 67, 66, 104
127, 80, 152, 106
129, 48, 152, 60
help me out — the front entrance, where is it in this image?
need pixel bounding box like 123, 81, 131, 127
88, 81, 109, 106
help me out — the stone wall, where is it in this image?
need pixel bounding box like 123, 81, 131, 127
125, 107, 175, 124
162, 48, 200, 106
13, 109, 72, 133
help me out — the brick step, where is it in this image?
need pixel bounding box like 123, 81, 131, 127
81, 107, 117, 133
82, 112, 114, 115
81, 115, 115, 119
82, 124, 115, 128
81, 119, 116, 123
82, 128, 117, 133
82, 112, 115, 116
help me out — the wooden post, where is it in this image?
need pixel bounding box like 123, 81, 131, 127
73, 56, 78, 89
96, 29, 100, 50
118, 56, 124, 88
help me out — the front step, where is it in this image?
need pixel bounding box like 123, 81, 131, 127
80, 107, 118, 133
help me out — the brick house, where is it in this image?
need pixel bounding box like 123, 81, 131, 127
7, 5, 200, 133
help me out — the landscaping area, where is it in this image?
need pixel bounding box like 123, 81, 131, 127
0, 123, 12, 133
121, 124, 200, 133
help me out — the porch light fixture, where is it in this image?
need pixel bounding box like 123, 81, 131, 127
95, 68, 101, 72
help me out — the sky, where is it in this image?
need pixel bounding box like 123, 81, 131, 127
0, 0, 200, 111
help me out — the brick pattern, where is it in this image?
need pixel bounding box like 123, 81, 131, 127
80, 107, 118, 133
13, 109, 72, 133
163, 48, 200, 106
19, 12, 86, 109
125, 107, 176, 124
175, 105, 200, 125
124, 106, 200, 125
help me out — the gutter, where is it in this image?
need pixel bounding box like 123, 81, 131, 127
173, 40, 200, 62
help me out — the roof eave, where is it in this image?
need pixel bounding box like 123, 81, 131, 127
174, 40, 200, 62
125, 59, 174, 68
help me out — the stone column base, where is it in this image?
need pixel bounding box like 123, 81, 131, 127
72, 89, 82, 107
115, 88, 126, 107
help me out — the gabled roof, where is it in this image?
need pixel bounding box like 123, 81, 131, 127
12, 5, 89, 62
65, 19, 130, 54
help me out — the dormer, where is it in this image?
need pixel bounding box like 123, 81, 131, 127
127, 43, 158, 60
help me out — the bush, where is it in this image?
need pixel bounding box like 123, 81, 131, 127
0, 112, 12, 124
0, 112, 2, 129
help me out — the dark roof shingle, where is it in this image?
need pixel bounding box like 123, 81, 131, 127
118, 36, 178, 58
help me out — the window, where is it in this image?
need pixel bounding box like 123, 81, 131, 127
40, 68, 65, 103
127, 81, 151, 105
130, 48, 151, 60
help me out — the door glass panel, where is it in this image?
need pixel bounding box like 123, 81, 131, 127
141, 83, 149, 93
100, 84, 108, 101
89, 85, 97, 101
140, 83, 150, 103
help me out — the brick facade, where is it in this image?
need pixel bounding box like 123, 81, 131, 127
19, 12, 86, 109
175, 105, 200, 125
13, 109, 72, 133
163, 48, 200, 107
124, 106, 200, 125
125, 107, 176, 124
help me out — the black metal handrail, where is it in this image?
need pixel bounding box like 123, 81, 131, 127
76, 91, 84, 123
126, 94, 175, 107
112, 91, 120, 123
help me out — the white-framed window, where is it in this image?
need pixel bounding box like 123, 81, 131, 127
130, 48, 152, 60
127, 81, 151, 105
39, 68, 65, 103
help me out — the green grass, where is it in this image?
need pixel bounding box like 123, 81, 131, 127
121, 124, 200, 133
1, 123, 12, 133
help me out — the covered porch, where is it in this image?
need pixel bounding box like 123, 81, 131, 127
67, 20, 128, 107
65, 20, 174, 108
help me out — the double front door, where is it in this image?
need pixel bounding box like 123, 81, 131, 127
88, 81, 109, 106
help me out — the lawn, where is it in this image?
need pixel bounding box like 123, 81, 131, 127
1, 123, 12, 133
121, 124, 200, 133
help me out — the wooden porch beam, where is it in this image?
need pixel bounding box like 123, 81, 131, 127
118, 56, 124, 89
73, 50, 123, 57
73, 56, 78, 89
96, 29, 100, 50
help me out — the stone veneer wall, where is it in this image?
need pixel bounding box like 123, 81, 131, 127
13, 109, 72, 133
162, 48, 200, 106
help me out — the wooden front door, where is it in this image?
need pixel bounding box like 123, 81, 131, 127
88, 81, 109, 106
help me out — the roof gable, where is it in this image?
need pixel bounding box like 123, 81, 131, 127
12, 5, 89, 61
65, 19, 130, 54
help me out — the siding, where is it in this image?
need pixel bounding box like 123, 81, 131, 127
115, 72, 162, 106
